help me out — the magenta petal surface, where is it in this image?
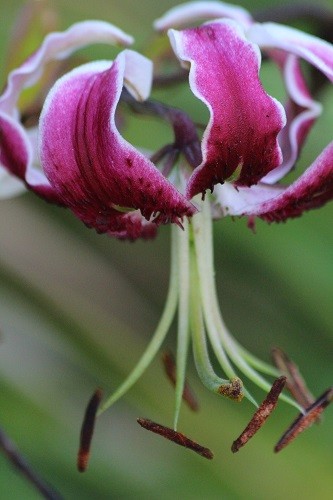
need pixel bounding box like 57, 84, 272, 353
39, 52, 195, 236
154, 1, 252, 31
169, 20, 286, 198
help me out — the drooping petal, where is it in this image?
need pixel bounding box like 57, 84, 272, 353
154, 1, 252, 32
263, 54, 321, 184
215, 143, 333, 221
39, 51, 196, 236
248, 23, 333, 82
169, 20, 286, 199
0, 21, 134, 202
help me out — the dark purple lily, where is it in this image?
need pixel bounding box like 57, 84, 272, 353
0, 2, 331, 457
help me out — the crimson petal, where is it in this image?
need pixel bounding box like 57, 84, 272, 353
169, 20, 286, 199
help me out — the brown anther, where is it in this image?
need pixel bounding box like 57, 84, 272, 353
137, 418, 213, 459
274, 387, 333, 453
271, 347, 315, 409
218, 377, 244, 402
232, 376, 286, 453
162, 351, 199, 411
77, 388, 103, 472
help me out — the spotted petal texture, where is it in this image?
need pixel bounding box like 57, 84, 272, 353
39, 52, 195, 237
169, 20, 286, 198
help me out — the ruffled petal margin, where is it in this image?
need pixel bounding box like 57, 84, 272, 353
39, 51, 195, 238
0, 21, 134, 204
169, 20, 286, 198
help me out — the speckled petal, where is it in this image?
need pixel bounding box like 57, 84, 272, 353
169, 20, 285, 199
39, 51, 195, 236
154, 1, 252, 31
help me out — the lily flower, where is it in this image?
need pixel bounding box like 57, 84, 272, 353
155, 1, 333, 221
1, 2, 332, 460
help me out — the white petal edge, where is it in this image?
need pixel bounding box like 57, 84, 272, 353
154, 1, 252, 31
214, 182, 284, 216
248, 22, 333, 81
0, 20, 134, 116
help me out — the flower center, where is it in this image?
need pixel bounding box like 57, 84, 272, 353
97, 196, 301, 428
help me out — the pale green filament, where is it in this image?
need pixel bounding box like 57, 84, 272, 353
99, 194, 303, 419
193, 196, 303, 412
173, 220, 190, 430
189, 237, 232, 393
98, 225, 179, 415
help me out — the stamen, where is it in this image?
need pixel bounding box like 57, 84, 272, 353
271, 347, 315, 409
231, 376, 286, 453
162, 350, 199, 411
192, 197, 302, 411
218, 377, 244, 402
137, 418, 213, 459
274, 387, 333, 453
78, 388, 103, 472
173, 220, 191, 430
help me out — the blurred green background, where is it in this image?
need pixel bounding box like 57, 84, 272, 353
0, 0, 333, 498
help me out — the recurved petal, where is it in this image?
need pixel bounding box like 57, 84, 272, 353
0, 20, 133, 116
154, 1, 252, 31
216, 142, 333, 221
263, 54, 321, 184
169, 20, 285, 199
39, 51, 195, 236
248, 23, 333, 82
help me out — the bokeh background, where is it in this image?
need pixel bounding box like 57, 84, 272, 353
0, 0, 332, 498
